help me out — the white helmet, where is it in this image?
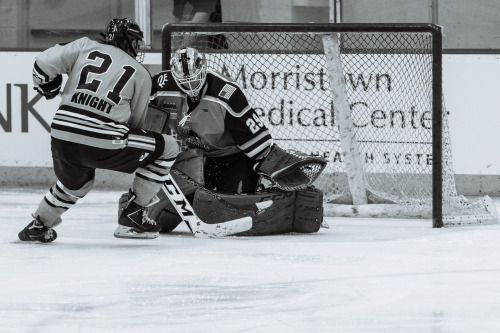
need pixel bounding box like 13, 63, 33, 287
170, 48, 207, 99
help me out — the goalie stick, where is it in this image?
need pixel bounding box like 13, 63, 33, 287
170, 167, 257, 208
161, 173, 253, 238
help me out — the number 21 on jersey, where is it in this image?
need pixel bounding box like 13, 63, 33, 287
77, 50, 135, 105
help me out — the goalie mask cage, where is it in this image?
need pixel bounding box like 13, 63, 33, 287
162, 23, 498, 228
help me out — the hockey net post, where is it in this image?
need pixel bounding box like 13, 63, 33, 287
161, 23, 498, 228
322, 33, 367, 206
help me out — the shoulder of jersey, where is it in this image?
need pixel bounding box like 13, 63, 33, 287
205, 70, 241, 99
54, 36, 91, 47
152, 70, 181, 92
205, 70, 250, 115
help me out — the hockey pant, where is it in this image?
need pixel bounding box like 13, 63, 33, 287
34, 133, 178, 227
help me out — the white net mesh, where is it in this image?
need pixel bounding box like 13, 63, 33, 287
166, 27, 497, 225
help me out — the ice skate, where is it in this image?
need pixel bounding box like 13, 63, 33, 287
18, 216, 57, 243
114, 191, 161, 239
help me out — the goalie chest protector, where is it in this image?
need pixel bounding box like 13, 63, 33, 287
193, 187, 324, 236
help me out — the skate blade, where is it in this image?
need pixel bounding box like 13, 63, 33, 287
113, 226, 159, 239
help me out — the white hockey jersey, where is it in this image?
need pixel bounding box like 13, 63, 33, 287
33, 37, 152, 149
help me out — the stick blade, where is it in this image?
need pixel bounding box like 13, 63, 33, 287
192, 216, 253, 238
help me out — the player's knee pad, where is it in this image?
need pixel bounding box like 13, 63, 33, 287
63, 178, 94, 198
136, 134, 178, 184
160, 134, 179, 161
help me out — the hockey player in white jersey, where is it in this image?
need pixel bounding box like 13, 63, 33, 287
18, 18, 179, 243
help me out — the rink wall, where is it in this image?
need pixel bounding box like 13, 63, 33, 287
1, 52, 499, 196
1, 166, 498, 196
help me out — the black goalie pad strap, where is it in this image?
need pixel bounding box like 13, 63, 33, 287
255, 145, 327, 191
293, 187, 323, 233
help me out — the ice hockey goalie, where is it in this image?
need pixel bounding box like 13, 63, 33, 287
146, 47, 327, 236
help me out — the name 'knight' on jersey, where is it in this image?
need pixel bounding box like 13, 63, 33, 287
150, 69, 273, 159
33, 37, 151, 149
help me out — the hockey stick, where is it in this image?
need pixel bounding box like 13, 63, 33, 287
161, 174, 253, 238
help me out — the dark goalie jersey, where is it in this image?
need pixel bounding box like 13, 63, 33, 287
33, 37, 152, 149
150, 69, 273, 159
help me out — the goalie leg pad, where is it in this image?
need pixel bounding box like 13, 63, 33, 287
147, 188, 185, 233
293, 187, 324, 233
171, 148, 205, 193
193, 187, 324, 236
255, 145, 327, 191
193, 189, 296, 236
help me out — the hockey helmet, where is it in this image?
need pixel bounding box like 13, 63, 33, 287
104, 18, 145, 62
170, 48, 207, 99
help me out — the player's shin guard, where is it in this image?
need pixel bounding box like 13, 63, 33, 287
34, 180, 93, 228
132, 135, 178, 207
133, 157, 176, 206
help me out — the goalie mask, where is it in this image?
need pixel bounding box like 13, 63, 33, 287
103, 18, 145, 62
170, 48, 207, 99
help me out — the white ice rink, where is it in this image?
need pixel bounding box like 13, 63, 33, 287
1, 189, 500, 333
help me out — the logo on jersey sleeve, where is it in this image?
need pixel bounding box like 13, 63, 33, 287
157, 73, 169, 88
218, 84, 237, 99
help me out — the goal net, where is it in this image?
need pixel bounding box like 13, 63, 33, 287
162, 23, 498, 227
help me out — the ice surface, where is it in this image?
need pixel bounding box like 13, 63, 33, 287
1, 189, 500, 333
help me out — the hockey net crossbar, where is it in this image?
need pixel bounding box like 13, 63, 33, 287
162, 23, 498, 228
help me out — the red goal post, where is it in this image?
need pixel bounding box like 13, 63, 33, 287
161, 23, 498, 228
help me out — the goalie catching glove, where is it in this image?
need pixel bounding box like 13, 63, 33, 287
254, 144, 327, 191
34, 74, 62, 100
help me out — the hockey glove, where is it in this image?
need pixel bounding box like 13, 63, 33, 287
34, 74, 62, 100
254, 144, 327, 191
